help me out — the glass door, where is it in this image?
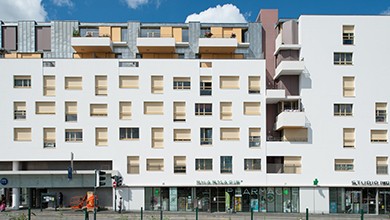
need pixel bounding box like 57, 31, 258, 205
379, 190, 390, 214
362, 188, 376, 214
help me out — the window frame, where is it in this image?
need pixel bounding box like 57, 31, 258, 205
65, 129, 83, 142
334, 104, 353, 116
195, 103, 212, 116
119, 127, 140, 140
195, 159, 213, 171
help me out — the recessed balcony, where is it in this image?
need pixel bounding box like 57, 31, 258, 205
274, 60, 305, 80
274, 33, 301, 55
266, 89, 285, 104
136, 37, 176, 53
71, 37, 113, 52
275, 111, 306, 131
199, 38, 237, 54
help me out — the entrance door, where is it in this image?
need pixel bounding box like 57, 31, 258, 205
379, 190, 390, 214
345, 190, 361, 214
362, 188, 376, 214
210, 188, 225, 212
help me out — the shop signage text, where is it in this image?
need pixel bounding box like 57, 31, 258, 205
351, 180, 390, 186
196, 180, 241, 185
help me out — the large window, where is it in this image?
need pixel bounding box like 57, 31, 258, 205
334, 104, 353, 116
195, 159, 212, 171
14, 76, 31, 88
376, 103, 387, 123
200, 128, 212, 145
220, 156, 232, 174
334, 159, 354, 171
195, 103, 212, 116
244, 159, 261, 171
65, 129, 83, 142
127, 156, 140, 174
334, 52, 353, 65
120, 128, 140, 140
342, 25, 354, 45
173, 77, 190, 90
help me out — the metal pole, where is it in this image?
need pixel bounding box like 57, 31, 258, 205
160, 209, 163, 220
360, 208, 364, 220
196, 207, 198, 220
306, 207, 309, 220
94, 169, 97, 220
251, 208, 253, 220
114, 188, 117, 212
141, 207, 143, 220
28, 207, 31, 220
84, 209, 89, 220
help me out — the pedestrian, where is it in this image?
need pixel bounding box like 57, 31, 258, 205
58, 192, 63, 208
0, 194, 6, 212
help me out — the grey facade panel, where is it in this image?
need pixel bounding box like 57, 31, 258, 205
128, 22, 140, 59
36, 26, 51, 51
50, 21, 78, 58
0, 22, 2, 49
18, 21, 36, 52
2, 26, 17, 51
248, 22, 263, 59
188, 22, 200, 59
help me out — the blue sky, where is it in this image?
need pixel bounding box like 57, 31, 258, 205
0, 0, 389, 22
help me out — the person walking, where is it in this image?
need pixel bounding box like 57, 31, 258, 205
0, 194, 6, 212
58, 192, 64, 208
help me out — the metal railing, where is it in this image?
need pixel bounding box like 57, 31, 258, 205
200, 138, 212, 145
14, 110, 26, 120
43, 141, 56, 148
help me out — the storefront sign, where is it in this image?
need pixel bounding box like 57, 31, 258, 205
196, 180, 241, 185
351, 180, 390, 186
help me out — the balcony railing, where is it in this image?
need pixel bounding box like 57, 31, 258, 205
267, 164, 301, 174
14, 110, 26, 120
249, 136, 261, 147
200, 138, 212, 145
43, 141, 56, 148
377, 165, 388, 175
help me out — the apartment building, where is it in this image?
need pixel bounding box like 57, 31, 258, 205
0, 9, 389, 215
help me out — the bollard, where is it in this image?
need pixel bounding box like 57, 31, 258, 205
160, 209, 163, 220
196, 207, 198, 220
251, 208, 254, 220
141, 207, 143, 220
360, 208, 364, 220
83, 209, 89, 220
306, 207, 309, 220
28, 207, 31, 220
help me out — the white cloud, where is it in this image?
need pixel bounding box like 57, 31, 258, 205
0, 0, 47, 21
185, 4, 247, 23
124, 0, 149, 9
52, 0, 73, 7
381, 7, 390, 15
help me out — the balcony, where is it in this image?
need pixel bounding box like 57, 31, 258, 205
71, 37, 113, 53
199, 38, 237, 54
274, 33, 301, 55
136, 37, 176, 54
266, 89, 285, 104
275, 110, 306, 130
267, 164, 301, 174
274, 60, 305, 80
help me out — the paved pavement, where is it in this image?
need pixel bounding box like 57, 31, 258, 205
1, 209, 390, 220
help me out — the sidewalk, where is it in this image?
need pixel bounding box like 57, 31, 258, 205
1, 209, 390, 220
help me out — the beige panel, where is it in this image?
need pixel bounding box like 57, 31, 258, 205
119, 76, 139, 88
43, 76, 55, 96
174, 129, 191, 141
19, 53, 42, 59
161, 26, 173, 38
14, 76, 31, 80
65, 102, 77, 114
151, 76, 164, 94
284, 156, 301, 165
90, 104, 108, 116
249, 128, 261, 137
144, 102, 164, 115
200, 62, 212, 68
211, 27, 223, 38
249, 76, 260, 91
5, 53, 17, 58
220, 102, 232, 120
127, 156, 140, 174
220, 128, 240, 140
36, 102, 55, 114
173, 102, 186, 121
377, 157, 388, 165
343, 25, 354, 33
44, 128, 56, 140
371, 130, 387, 141
14, 128, 32, 141
200, 76, 212, 82
244, 102, 261, 115
174, 77, 190, 82
232, 28, 242, 43
223, 27, 233, 38
95, 76, 107, 95
14, 102, 26, 111
376, 103, 387, 111
119, 102, 132, 120
111, 27, 121, 42
152, 128, 164, 148
174, 156, 186, 166
343, 128, 355, 147
335, 159, 354, 164
220, 76, 239, 89
99, 26, 111, 37
147, 159, 164, 171
65, 77, 82, 90
283, 128, 308, 142
96, 127, 108, 146
172, 27, 182, 42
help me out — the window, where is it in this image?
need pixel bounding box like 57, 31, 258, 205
220, 156, 232, 174
65, 129, 83, 142
195, 159, 212, 171
151, 128, 164, 149
65, 102, 77, 122
174, 129, 191, 142
248, 76, 261, 94
14, 76, 31, 88
90, 104, 108, 117
14, 128, 32, 141
36, 102, 56, 115
335, 159, 354, 171
43, 128, 56, 148
200, 128, 212, 145
119, 101, 132, 120
174, 156, 186, 173
64, 77, 82, 90
342, 25, 354, 45
173, 102, 186, 122
249, 128, 261, 147
244, 102, 261, 115
43, 76, 55, 96
220, 128, 240, 141
377, 157, 388, 175
334, 104, 353, 116
43, 61, 55, 67
195, 103, 212, 116
220, 76, 239, 89
95, 76, 107, 96
2, 26, 17, 51
220, 102, 232, 120
244, 159, 261, 171
267, 156, 301, 174
343, 128, 355, 148
119, 76, 139, 88
120, 128, 139, 140
200, 76, 212, 96
334, 52, 353, 65
14, 102, 26, 120
173, 77, 191, 90
95, 128, 108, 146
127, 156, 140, 174
144, 102, 164, 115
343, 76, 354, 97
200, 62, 212, 68
119, 61, 139, 67
376, 103, 387, 123
371, 130, 387, 143
147, 159, 164, 171
151, 76, 164, 94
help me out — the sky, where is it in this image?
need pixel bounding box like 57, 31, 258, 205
0, 0, 389, 23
